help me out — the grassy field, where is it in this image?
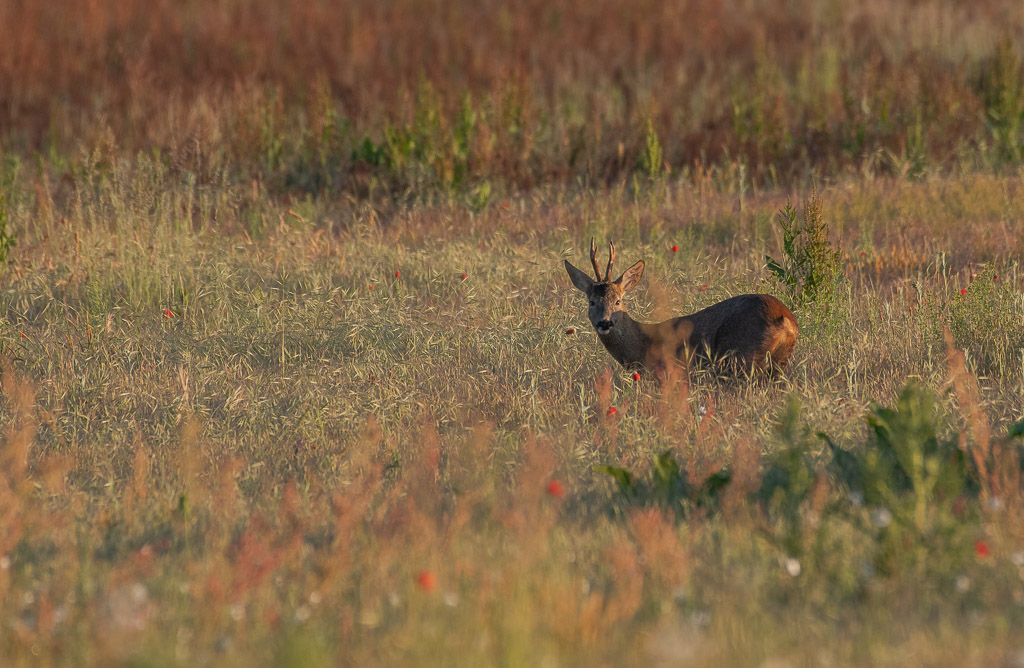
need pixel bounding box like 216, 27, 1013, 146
2, 1, 1024, 666
1, 165, 1023, 665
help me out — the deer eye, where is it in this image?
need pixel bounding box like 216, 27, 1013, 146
589, 300, 595, 307
616, 300, 621, 305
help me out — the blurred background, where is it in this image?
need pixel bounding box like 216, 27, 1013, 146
2, 0, 1024, 200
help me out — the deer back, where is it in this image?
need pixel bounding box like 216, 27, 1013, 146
645, 294, 798, 371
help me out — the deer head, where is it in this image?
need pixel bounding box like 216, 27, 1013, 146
564, 239, 645, 335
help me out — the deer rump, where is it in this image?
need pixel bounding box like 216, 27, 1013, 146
638, 293, 798, 375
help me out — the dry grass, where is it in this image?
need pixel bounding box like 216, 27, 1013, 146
1, 160, 1023, 663
1, 2, 1024, 664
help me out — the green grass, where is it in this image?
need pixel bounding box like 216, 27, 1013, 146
1, 157, 1023, 664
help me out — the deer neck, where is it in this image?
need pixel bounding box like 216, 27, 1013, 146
597, 312, 650, 368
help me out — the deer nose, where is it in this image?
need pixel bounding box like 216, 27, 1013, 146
596, 319, 614, 332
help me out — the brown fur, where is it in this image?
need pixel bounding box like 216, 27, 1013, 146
565, 243, 798, 376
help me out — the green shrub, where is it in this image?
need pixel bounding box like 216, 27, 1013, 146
823, 383, 976, 533
946, 265, 1022, 378
597, 384, 1013, 571
766, 190, 842, 306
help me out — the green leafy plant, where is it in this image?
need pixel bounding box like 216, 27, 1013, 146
766, 190, 842, 305
597, 451, 730, 513
945, 265, 1021, 377
816, 382, 1011, 577
823, 383, 976, 532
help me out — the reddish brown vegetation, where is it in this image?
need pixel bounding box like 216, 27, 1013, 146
2, 0, 1023, 191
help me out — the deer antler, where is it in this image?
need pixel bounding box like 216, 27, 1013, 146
605, 239, 616, 281
590, 238, 603, 281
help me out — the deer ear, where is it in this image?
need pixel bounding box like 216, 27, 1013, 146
564, 260, 595, 292
615, 260, 644, 291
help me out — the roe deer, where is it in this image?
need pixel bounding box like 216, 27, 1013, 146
564, 240, 798, 375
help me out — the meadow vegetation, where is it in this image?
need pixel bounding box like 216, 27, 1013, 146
1, 0, 1024, 665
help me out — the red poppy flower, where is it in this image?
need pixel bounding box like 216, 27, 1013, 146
395, 270, 401, 278
460, 273, 467, 280
416, 570, 436, 592
960, 288, 967, 296
671, 245, 678, 253
163, 309, 174, 318
546, 480, 564, 498
369, 284, 374, 290
975, 540, 990, 559
566, 328, 575, 335
632, 372, 641, 382
607, 406, 618, 416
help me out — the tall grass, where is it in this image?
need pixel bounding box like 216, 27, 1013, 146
1, 1, 1023, 663
0, 159, 1023, 663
